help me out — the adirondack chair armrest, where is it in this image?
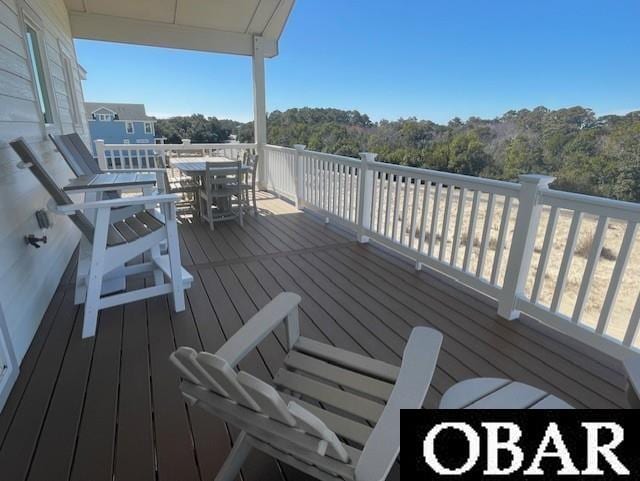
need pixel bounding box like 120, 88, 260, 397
54, 193, 180, 213
623, 356, 640, 408
215, 292, 302, 368
355, 327, 442, 481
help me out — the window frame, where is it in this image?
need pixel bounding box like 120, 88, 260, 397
21, 10, 56, 127
125, 121, 134, 134
144, 122, 153, 135
60, 51, 81, 127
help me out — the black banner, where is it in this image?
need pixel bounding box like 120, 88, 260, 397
401, 410, 639, 479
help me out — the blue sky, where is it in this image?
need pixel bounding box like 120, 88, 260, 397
75, 0, 640, 124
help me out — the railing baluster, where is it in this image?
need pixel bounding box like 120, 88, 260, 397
550, 211, 583, 312
376, 172, 384, 233
439, 185, 454, 261
596, 221, 638, 334
572, 216, 608, 323
399, 177, 410, 245
348, 166, 354, 222
330, 161, 337, 215
408, 180, 419, 250
391, 174, 401, 241
338, 163, 345, 218
476, 192, 495, 278
490, 196, 513, 286
531, 206, 559, 304
624, 293, 640, 346
450, 187, 467, 267
384, 173, 393, 237
428, 183, 442, 258
417, 181, 431, 257
463, 190, 480, 273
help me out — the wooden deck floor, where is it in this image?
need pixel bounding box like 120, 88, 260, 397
0, 192, 629, 481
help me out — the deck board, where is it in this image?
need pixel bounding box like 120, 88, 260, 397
0, 192, 628, 481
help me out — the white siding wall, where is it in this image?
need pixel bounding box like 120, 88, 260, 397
0, 0, 88, 361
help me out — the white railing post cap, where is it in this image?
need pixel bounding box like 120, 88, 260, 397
359, 152, 377, 162
518, 174, 555, 187
293, 144, 306, 151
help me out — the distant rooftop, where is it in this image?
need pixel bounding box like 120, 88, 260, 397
85, 102, 155, 121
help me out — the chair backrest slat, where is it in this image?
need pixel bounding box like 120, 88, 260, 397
67, 133, 102, 174
50, 133, 102, 175
10, 137, 96, 242
170, 347, 228, 396
288, 401, 350, 463
196, 352, 261, 412
236, 371, 297, 426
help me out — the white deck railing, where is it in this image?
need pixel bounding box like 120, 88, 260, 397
96, 139, 640, 358
262, 144, 640, 359
94, 139, 256, 170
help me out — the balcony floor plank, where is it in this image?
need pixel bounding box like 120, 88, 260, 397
0, 192, 628, 481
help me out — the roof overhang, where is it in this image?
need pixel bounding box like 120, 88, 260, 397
65, 0, 295, 58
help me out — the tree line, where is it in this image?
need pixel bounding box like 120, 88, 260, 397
156, 107, 640, 202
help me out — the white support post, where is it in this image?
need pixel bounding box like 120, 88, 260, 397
498, 174, 555, 320
293, 144, 306, 210
252, 35, 267, 190
357, 152, 376, 243
95, 139, 106, 170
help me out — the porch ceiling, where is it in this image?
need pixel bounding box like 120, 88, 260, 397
64, 0, 295, 57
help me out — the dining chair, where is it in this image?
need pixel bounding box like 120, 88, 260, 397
240, 150, 259, 215
199, 161, 243, 230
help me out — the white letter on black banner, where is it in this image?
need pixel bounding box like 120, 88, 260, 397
424, 422, 480, 475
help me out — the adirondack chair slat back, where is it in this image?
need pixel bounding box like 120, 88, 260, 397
67, 133, 102, 174
170, 346, 352, 466
10, 138, 96, 242
49, 133, 91, 177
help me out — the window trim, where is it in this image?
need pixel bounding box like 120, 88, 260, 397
60, 51, 81, 127
21, 10, 56, 126
125, 121, 134, 134
144, 122, 153, 135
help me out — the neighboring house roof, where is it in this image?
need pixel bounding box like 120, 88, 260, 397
85, 102, 155, 121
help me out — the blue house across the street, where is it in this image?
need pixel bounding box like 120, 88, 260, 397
85, 102, 158, 156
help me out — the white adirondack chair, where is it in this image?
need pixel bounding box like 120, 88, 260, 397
10, 138, 192, 338
170, 292, 443, 481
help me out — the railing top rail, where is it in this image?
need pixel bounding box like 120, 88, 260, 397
302, 149, 362, 167
264, 144, 296, 153
542, 188, 640, 221
371, 160, 521, 195
101, 142, 257, 150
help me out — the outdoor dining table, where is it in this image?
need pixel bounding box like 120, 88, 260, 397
170, 156, 251, 214
63, 172, 158, 300
169, 156, 251, 177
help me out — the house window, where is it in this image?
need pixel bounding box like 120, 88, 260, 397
98, 113, 112, 121
144, 122, 153, 134
61, 55, 80, 125
126, 121, 134, 134
123, 139, 130, 144
24, 24, 53, 124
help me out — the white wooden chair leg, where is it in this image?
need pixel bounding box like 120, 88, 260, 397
252, 187, 257, 215
150, 245, 164, 286
165, 205, 185, 312
214, 431, 252, 481
83, 208, 110, 338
